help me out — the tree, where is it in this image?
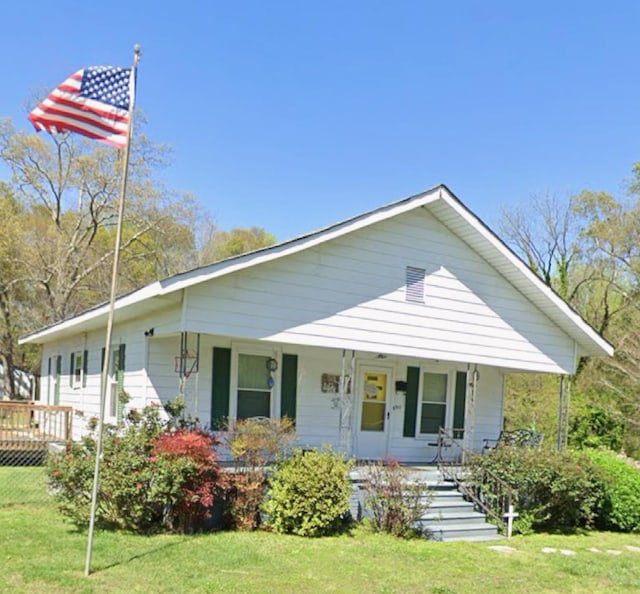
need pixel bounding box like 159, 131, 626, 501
499, 166, 640, 456
0, 183, 30, 397
198, 226, 276, 264
499, 192, 579, 301
0, 118, 200, 326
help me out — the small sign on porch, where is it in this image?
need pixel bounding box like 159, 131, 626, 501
321, 373, 351, 394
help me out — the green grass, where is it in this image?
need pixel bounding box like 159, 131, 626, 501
2, 468, 640, 593
0, 465, 49, 506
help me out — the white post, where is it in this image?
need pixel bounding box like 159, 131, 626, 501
504, 504, 518, 539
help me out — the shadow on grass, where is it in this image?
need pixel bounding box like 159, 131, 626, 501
91, 537, 187, 573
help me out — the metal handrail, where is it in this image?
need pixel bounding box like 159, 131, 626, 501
436, 427, 515, 534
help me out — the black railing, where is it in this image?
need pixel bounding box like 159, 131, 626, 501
436, 427, 515, 535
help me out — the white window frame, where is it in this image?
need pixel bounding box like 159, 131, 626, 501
106, 347, 121, 422
71, 351, 85, 389
229, 343, 281, 421
416, 366, 455, 437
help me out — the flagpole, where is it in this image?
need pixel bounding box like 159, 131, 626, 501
84, 44, 141, 577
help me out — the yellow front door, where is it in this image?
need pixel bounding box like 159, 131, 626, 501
357, 367, 391, 459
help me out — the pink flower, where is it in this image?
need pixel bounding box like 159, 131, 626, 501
136, 482, 143, 490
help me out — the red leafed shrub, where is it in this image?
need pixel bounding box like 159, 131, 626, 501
47, 402, 227, 534
152, 429, 227, 533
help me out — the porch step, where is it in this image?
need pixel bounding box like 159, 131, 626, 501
350, 465, 503, 542
422, 521, 501, 542
420, 474, 501, 542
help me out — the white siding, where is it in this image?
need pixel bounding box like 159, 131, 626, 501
39, 309, 177, 440
41, 320, 506, 460
185, 209, 576, 374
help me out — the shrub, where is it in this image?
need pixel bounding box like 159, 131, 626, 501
584, 449, 640, 532
47, 401, 226, 533
262, 448, 353, 537
223, 417, 295, 530
569, 407, 624, 452
361, 459, 431, 537
151, 429, 227, 533
468, 447, 602, 533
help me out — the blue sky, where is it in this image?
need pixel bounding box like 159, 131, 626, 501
3, 1, 640, 241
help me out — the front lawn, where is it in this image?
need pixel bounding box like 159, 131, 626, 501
2, 467, 640, 593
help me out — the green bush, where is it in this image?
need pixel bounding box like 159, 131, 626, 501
262, 448, 353, 537
47, 402, 226, 533
360, 458, 431, 537
468, 447, 602, 533
585, 449, 640, 532
223, 417, 296, 530
569, 407, 624, 451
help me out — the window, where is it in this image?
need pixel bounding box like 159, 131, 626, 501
69, 351, 87, 389
406, 266, 425, 303
108, 348, 121, 418
47, 356, 62, 405
419, 371, 448, 434
102, 345, 125, 421
237, 353, 272, 420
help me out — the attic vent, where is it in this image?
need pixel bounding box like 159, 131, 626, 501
406, 266, 425, 303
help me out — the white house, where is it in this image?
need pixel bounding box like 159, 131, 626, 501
19, 185, 613, 462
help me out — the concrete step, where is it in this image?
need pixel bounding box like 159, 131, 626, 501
421, 510, 489, 525
351, 464, 504, 542
423, 521, 500, 542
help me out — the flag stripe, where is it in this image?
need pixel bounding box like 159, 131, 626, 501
48, 90, 130, 122
27, 116, 128, 148
28, 65, 133, 149
27, 114, 127, 148
30, 98, 129, 133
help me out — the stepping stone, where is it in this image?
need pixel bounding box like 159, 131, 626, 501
588, 548, 601, 553
489, 545, 518, 554
541, 547, 557, 554
559, 549, 576, 556
606, 550, 622, 555
625, 546, 640, 553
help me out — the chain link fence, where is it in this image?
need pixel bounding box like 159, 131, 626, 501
0, 401, 72, 506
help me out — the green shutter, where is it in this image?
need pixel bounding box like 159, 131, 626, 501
82, 350, 88, 387
403, 366, 420, 437
100, 348, 105, 395
280, 354, 298, 423
47, 358, 52, 403
453, 371, 467, 439
116, 344, 126, 423
211, 347, 231, 429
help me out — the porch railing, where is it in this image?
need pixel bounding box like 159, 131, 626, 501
436, 427, 515, 535
0, 401, 72, 451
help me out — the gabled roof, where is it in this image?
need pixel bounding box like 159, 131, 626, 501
19, 184, 614, 358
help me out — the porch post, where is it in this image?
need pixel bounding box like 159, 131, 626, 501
462, 365, 479, 462
556, 375, 570, 451
338, 349, 355, 457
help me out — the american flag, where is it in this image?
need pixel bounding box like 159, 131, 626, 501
28, 66, 134, 149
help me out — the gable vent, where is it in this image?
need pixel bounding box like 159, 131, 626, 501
406, 266, 425, 303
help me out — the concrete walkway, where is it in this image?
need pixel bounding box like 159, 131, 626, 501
488, 544, 640, 555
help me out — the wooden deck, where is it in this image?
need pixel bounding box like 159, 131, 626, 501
0, 401, 72, 465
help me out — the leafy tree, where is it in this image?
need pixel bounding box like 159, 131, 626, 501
0, 119, 201, 326
499, 166, 640, 457
0, 183, 31, 396
198, 226, 276, 264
